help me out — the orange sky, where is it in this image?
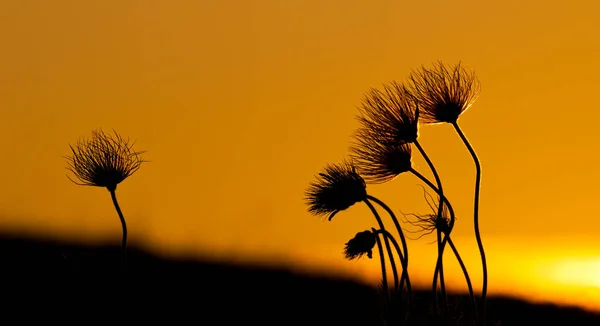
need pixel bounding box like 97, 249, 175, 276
1, 0, 599, 312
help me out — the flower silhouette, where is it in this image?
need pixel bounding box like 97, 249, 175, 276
65, 129, 146, 261
344, 230, 377, 260
355, 82, 419, 145
350, 82, 417, 184
65, 129, 145, 191
350, 130, 412, 184
407, 61, 480, 124
304, 160, 367, 221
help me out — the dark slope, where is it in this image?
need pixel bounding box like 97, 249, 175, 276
0, 234, 598, 326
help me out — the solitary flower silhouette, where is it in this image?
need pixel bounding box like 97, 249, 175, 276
407, 61, 480, 124
344, 230, 377, 260
305, 160, 367, 221
65, 129, 145, 258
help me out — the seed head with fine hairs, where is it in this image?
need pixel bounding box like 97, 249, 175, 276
65, 129, 145, 192
355, 81, 420, 145
305, 160, 367, 221
407, 61, 481, 124
350, 130, 412, 184
344, 230, 377, 260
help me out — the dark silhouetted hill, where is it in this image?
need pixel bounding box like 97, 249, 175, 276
0, 233, 598, 325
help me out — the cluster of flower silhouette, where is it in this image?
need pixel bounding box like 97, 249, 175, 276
304, 61, 488, 326
62, 60, 487, 325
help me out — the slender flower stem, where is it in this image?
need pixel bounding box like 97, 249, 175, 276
378, 229, 412, 300
109, 189, 128, 272
436, 229, 448, 308
364, 198, 399, 293
410, 139, 448, 308
374, 230, 389, 300
447, 236, 478, 326
453, 121, 487, 325
366, 195, 411, 295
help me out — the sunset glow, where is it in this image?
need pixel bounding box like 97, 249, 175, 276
1, 0, 600, 315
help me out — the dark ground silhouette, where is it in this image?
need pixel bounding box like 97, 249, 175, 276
0, 233, 598, 326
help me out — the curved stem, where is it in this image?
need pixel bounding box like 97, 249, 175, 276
366, 195, 410, 293
374, 229, 389, 300
109, 189, 128, 272
409, 168, 456, 229
410, 169, 456, 292
364, 198, 399, 293
453, 121, 487, 325
447, 236, 478, 326
436, 229, 448, 309
413, 140, 444, 200
379, 229, 412, 300
409, 165, 452, 309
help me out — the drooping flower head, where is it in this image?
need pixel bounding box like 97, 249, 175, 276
305, 160, 367, 221
356, 81, 420, 145
344, 230, 377, 260
65, 129, 146, 192
407, 61, 481, 124
349, 81, 416, 184
350, 130, 412, 184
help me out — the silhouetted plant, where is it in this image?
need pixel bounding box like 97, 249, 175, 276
305, 160, 412, 297
350, 81, 453, 308
64, 129, 146, 268
408, 61, 487, 325
305, 60, 488, 326
344, 230, 377, 260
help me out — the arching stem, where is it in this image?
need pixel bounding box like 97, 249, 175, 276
378, 229, 412, 301
366, 195, 411, 296
447, 236, 478, 326
413, 140, 447, 308
453, 121, 487, 325
109, 188, 128, 272
373, 229, 389, 300
364, 198, 399, 294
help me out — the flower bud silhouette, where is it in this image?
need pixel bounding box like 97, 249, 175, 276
304, 160, 367, 221
344, 230, 377, 260
65, 129, 146, 266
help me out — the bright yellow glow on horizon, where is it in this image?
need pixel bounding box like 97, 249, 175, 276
548, 258, 600, 289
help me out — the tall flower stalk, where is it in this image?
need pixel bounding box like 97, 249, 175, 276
408, 61, 486, 324
65, 129, 146, 270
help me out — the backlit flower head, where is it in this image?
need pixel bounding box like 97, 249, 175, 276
407, 61, 480, 124
344, 230, 377, 260
403, 187, 451, 240
356, 81, 420, 145
305, 160, 367, 221
65, 129, 146, 192
349, 129, 412, 184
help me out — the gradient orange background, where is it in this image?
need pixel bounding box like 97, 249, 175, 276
1, 0, 599, 312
